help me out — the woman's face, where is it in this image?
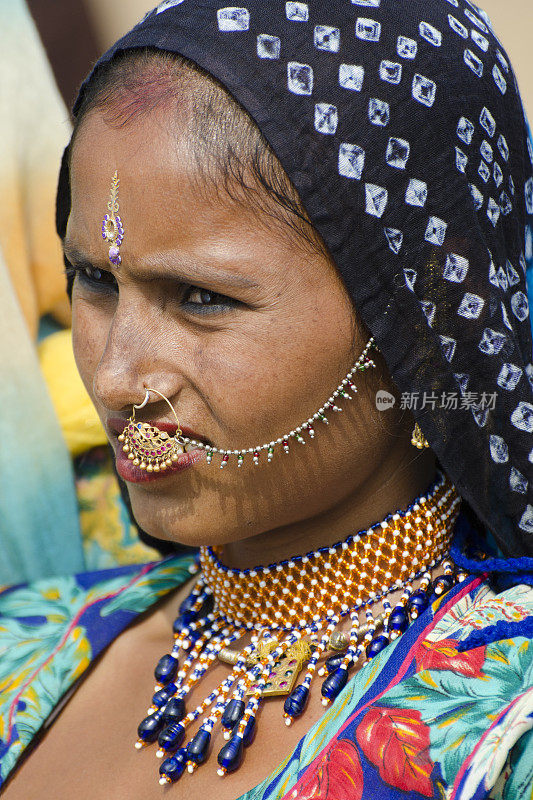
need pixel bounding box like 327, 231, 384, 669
67, 106, 410, 558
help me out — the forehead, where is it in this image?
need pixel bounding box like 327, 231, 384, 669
68, 110, 278, 274
70, 108, 203, 238
67, 108, 339, 296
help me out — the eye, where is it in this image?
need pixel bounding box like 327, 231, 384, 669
186, 288, 218, 305
69, 262, 118, 293
181, 286, 238, 313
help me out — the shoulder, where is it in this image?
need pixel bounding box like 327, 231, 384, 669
258, 578, 533, 800
405, 578, 533, 799
0, 554, 195, 790
371, 579, 533, 798
0, 554, 196, 632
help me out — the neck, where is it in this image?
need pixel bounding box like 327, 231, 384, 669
221, 448, 437, 570
202, 465, 459, 630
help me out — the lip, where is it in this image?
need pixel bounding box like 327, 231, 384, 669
107, 417, 207, 442
107, 417, 208, 484
115, 445, 206, 484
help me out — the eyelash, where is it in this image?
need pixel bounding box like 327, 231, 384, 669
68, 263, 239, 314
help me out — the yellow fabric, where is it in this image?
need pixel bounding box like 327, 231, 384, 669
38, 329, 107, 457
75, 447, 161, 569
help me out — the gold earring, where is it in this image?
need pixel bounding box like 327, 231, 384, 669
118, 389, 185, 472
411, 422, 430, 449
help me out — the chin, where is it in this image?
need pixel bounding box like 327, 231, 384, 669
127, 492, 248, 551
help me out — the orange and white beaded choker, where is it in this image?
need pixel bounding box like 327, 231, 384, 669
136, 469, 464, 786
200, 470, 459, 628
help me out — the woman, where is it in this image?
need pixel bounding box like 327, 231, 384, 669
1, 0, 533, 797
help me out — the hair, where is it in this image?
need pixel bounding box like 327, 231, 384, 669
70, 47, 327, 257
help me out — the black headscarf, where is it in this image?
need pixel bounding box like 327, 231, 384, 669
57, 0, 533, 556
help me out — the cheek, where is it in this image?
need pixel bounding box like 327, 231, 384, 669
71, 295, 110, 398
193, 292, 355, 437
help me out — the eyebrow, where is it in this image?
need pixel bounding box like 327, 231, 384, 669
62, 241, 260, 291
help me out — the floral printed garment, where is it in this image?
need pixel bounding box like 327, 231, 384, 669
1, 559, 532, 798
74, 446, 161, 570
0, 556, 195, 786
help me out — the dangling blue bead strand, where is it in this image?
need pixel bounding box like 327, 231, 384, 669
154, 654, 179, 685
432, 573, 455, 596
221, 698, 245, 731
175, 629, 239, 705
172, 588, 208, 632
408, 589, 429, 619
172, 610, 213, 643
186, 729, 211, 771
388, 606, 409, 636
173, 617, 191, 636
222, 687, 247, 741
152, 683, 177, 708
184, 628, 204, 648
217, 734, 244, 776
180, 608, 199, 625
283, 684, 309, 724
137, 709, 165, 744
366, 633, 389, 659
232, 713, 256, 746
321, 667, 348, 704
179, 591, 201, 616
324, 651, 348, 674
158, 748, 188, 785
384, 583, 415, 641
162, 696, 186, 724
157, 722, 186, 754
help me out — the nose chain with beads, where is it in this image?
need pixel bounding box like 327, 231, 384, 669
119, 337, 377, 471
135, 470, 464, 786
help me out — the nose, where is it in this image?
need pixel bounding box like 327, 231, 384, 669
92, 303, 184, 414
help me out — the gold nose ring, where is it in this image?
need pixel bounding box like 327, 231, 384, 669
118, 389, 184, 472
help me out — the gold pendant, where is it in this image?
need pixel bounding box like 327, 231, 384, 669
247, 639, 279, 665
247, 640, 312, 697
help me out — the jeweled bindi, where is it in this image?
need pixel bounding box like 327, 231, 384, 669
101, 170, 124, 266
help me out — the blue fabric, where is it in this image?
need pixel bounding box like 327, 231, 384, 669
0, 257, 84, 585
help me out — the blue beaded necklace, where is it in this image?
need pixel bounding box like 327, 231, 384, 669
135, 470, 464, 785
